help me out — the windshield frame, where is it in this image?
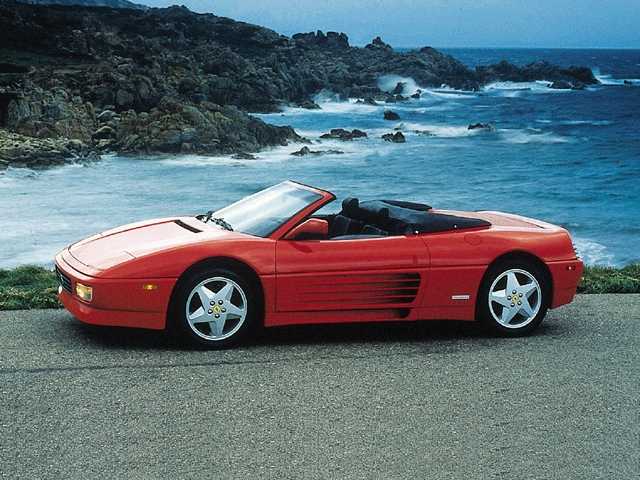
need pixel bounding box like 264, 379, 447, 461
207, 181, 335, 239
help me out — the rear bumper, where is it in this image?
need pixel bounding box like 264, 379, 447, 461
548, 259, 584, 308
55, 252, 176, 330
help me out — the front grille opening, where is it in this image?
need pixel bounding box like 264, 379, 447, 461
55, 266, 72, 293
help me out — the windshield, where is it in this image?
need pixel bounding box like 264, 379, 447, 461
208, 182, 324, 237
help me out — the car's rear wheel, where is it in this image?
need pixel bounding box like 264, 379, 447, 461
477, 259, 549, 336
170, 267, 257, 348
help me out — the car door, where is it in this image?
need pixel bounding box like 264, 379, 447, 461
275, 235, 430, 314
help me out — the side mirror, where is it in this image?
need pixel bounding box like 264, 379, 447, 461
284, 218, 329, 241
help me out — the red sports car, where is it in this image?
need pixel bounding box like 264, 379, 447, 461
55, 181, 583, 347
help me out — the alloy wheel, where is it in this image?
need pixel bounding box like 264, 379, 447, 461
185, 276, 248, 341
488, 268, 542, 329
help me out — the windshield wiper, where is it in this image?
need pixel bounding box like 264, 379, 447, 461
198, 211, 234, 231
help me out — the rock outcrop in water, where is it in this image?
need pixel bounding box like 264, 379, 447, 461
476, 60, 597, 89
0, 2, 599, 168
0, 129, 97, 168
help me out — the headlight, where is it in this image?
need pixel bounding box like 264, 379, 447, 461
75, 283, 93, 302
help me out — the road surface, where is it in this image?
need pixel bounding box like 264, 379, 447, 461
1, 294, 638, 479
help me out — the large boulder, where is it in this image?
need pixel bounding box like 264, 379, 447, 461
382, 131, 406, 143
384, 110, 400, 121
290, 146, 344, 156
468, 123, 496, 131
0, 129, 97, 169
320, 128, 367, 141
365, 36, 392, 51
292, 30, 349, 49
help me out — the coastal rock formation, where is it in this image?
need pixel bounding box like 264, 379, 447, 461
0, 2, 599, 167
320, 129, 367, 141
355, 97, 379, 106
382, 132, 406, 143
365, 36, 392, 51
0, 129, 96, 169
290, 146, 344, 156
476, 60, 597, 89
111, 101, 300, 154
384, 110, 401, 121
468, 123, 496, 131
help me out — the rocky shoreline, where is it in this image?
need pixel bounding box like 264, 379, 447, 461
0, 2, 599, 169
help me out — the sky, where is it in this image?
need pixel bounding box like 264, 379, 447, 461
138, 0, 639, 49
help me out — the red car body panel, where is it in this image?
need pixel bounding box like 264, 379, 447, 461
54, 183, 583, 331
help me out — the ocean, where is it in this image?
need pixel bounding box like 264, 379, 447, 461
1, 48, 639, 268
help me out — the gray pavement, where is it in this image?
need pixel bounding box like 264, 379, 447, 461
0, 294, 638, 479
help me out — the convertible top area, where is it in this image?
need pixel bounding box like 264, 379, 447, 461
328, 197, 492, 238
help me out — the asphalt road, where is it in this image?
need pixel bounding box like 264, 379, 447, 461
0, 294, 638, 479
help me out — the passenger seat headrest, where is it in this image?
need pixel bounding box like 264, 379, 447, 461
342, 197, 359, 214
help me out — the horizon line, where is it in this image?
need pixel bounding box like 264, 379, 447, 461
384, 45, 640, 51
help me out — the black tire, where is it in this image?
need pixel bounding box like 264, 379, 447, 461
168, 266, 259, 348
477, 258, 550, 336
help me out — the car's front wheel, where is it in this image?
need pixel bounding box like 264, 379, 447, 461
171, 267, 257, 348
477, 259, 549, 336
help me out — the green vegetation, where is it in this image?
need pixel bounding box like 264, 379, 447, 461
0, 264, 639, 311
577, 264, 640, 294
0, 265, 61, 310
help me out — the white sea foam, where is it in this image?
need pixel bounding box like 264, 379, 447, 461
536, 119, 612, 126
483, 80, 574, 96
391, 122, 483, 138
389, 122, 571, 144
377, 74, 422, 95
422, 88, 477, 100
592, 67, 640, 86
157, 140, 369, 167
573, 237, 614, 265
500, 128, 571, 144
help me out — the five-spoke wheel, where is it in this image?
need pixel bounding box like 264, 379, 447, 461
186, 277, 248, 341
478, 259, 549, 335
171, 266, 257, 348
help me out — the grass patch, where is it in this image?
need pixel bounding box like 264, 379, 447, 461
0, 263, 639, 311
578, 264, 640, 294
0, 265, 61, 310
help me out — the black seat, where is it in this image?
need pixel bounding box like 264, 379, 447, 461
329, 214, 365, 237
362, 224, 389, 236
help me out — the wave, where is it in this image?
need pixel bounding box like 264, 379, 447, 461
592, 67, 640, 86
157, 141, 367, 167
388, 122, 571, 144
572, 237, 614, 265
422, 88, 478, 100
482, 80, 573, 97
499, 128, 571, 144
377, 74, 478, 100
391, 122, 484, 138
536, 119, 612, 127
377, 74, 422, 95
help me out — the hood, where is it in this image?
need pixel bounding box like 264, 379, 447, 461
68, 217, 237, 271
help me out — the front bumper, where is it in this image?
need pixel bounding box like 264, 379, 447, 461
55, 251, 177, 330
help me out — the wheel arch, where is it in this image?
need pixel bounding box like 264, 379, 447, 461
478, 250, 553, 310
166, 256, 265, 329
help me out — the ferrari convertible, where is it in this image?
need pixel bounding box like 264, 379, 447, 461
55, 181, 583, 347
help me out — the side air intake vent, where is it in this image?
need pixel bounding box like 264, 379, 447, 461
295, 272, 421, 308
